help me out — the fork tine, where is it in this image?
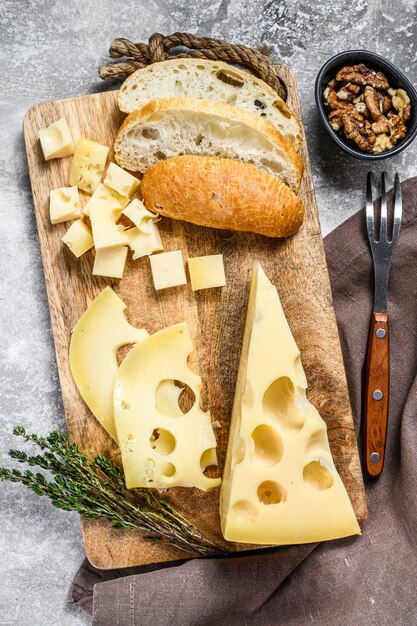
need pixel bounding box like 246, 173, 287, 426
391, 172, 402, 243
366, 172, 375, 241
379, 172, 388, 242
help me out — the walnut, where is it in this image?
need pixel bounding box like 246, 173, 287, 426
403, 104, 411, 122
328, 110, 345, 131
364, 86, 384, 119
391, 88, 411, 120
371, 116, 390, 134
336, 83, 361, 101
382, 95, 392, 113
335, 64, 389, 90
372, 134, 394, 153
388, 113, 407, 144
342, 111, 376, 151
327, 88, 354, 111
327, 79, 338, 89
354, 102, 367, 114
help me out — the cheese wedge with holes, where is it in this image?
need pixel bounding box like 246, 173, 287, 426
113, 322, 221, 490
69, 287, 148, 440
220, 263, 360, 545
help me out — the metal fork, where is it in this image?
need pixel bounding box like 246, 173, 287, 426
363, 172, 402, 478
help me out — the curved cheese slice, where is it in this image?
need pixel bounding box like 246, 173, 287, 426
220, 263, 360, 545
114, 322, 221, 491
69, 287, 148, 441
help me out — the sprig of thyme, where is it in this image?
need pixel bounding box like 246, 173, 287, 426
0, 426, 224, 557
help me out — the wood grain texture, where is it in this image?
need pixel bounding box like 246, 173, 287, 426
364, 312, 389, 477
23, 66, 367, 570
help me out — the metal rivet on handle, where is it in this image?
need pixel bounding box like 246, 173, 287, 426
373, 390, 383, 401
376, 328, 386, 338
370, 452, 381, 464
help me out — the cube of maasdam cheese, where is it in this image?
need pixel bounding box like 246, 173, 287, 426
104, 162, 140, 198
188, 255, 226, 291
62, 220, 94, 257
220, 263, 360, 545
93, 246, 128, 279
49, 186, 81, 224
89, 186, 130, 250
39, 118, 74, 160
84, 183, 129, 217
122, 198, 157, 229
125, 225, 164, 260
68, 138, 109, 193
149, 250, 186, 290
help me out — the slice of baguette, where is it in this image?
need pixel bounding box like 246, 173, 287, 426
141, 156, 304, 238
118, 59, 302, 150
114, 98, 303, 192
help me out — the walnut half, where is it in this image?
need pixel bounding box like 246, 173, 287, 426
342, 111, 376, 152
335, 64, 389, 90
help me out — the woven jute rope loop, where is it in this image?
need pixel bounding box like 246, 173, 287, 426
99, 32, 287, 100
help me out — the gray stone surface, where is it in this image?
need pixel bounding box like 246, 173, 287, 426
0, 0, 416, 624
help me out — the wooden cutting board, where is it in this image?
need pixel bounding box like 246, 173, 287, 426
23, 65, 367, 570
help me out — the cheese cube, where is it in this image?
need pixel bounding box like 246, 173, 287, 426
122, 198, 157, 229
93, 246, 128, 279
188, 255, 226, 291
125, 225, 164, 260
84, 183, 129, 217
39, 118, 74, 160
49, 186, 81, 224
149, 250, 186, 290
89, 185, 130, 250
62, 220, 94, 257
104, 163, 140, 198
68, 138, 109, 193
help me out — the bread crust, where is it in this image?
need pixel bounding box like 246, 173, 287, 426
115, 97, 303, 189
117, 58, 302, 150
141, 156, 304, 238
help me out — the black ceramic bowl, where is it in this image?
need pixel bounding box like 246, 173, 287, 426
315, 50, 417, 160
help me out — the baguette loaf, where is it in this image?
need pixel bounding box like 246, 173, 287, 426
114, 98, 303, 191
118, 59, 302, 150
141, 156, 304, 238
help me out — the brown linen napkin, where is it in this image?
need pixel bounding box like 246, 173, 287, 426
69, 177, 417, 626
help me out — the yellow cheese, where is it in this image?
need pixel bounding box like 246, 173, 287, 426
122, 199, 163, 259
68, 138, 109, 193
69, 287, 148, 440
89, 186, 130, 250
62, 220, 94, 257
220, 263, 360, 545
39, 118, 74, 160
122, 198, 157, 228
83, 183, 129, 217
49, 186, 81, 224
188, 255, 226, 291
113, 322, 221, 490
149, 250, 186, 290
93, 246, 128, 279
104, 162, 140, 198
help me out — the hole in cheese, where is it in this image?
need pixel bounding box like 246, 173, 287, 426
155, 379, 196, 417
200, 448, 217, 472
263, 377, 306, 433
230, 500, 258, 524
231, 435, 246, 468
306, 429, 329, 454
303, 460, 334, 491
162, 462, 176, 477
257, 480, 287, 505
150, 428, 176, 455
251, 424, 283, 468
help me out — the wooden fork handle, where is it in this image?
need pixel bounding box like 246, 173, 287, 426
364, 312, 389, 478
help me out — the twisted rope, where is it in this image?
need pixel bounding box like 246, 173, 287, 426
99, 32, 286, 100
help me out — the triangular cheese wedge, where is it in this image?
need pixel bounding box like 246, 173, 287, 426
220, 263, 360, 545
114, 322, 221, 491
